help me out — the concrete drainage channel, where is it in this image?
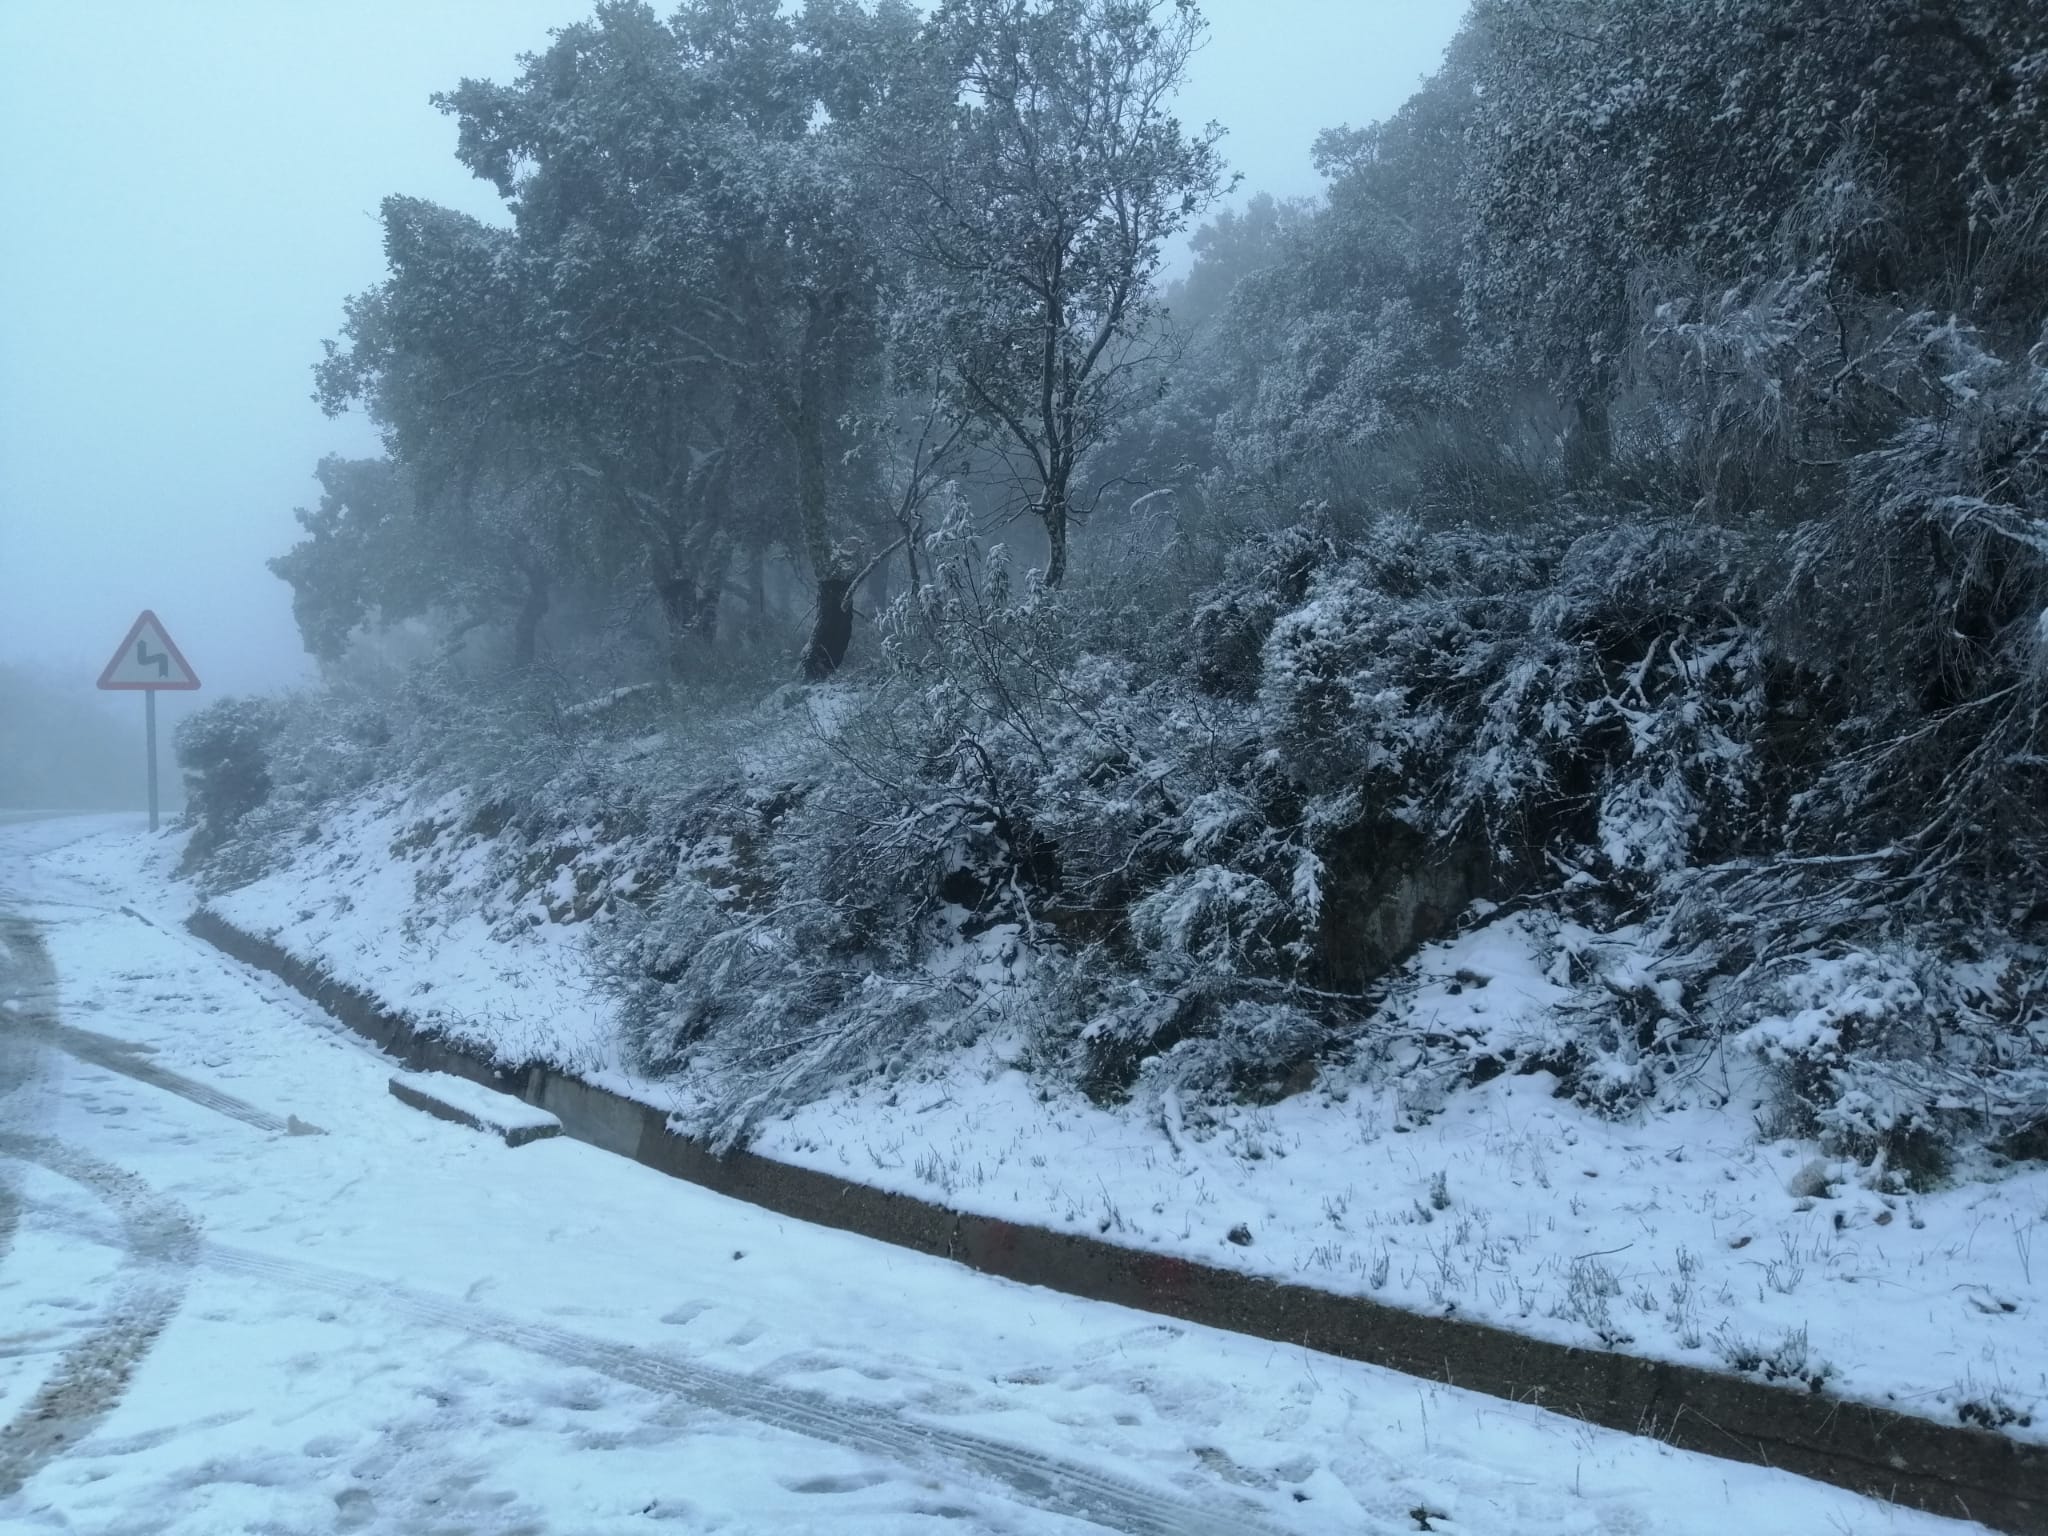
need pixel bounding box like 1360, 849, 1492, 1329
186, 906, 2048, 1536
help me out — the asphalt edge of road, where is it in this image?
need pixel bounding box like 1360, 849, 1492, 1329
185, 905, 2048, 1536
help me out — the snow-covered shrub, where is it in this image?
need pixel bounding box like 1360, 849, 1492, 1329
1188, 525, 1332, 701
1143, 998, 1323, 1098
175, 695, 285, 873
599, 650, 1044, 1146
1713, 1324, 1833, 1393
1732, 949, 1955, 1186
1258, 512, 1767, 881
251, 684, 394, 812
615, 760, 1048, 1148
1774, 320, 2048, 907
1726, 942, 2048, 1187
1129, 864, 1294, 974
611, 841, 938, 1150
601, 515, 1354, 1130
605, 498, 1802, 1129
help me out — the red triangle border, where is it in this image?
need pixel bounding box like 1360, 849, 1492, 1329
96, 609, 202, 691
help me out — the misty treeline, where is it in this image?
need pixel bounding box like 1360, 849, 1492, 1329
0, 668, 140, 811
193, 0, 2048, 1169
277, 0, 1226, 679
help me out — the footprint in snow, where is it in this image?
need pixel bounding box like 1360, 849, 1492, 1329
782, 1469, 894, 1495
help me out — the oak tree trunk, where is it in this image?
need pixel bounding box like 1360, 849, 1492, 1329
802, 576, 853, 681
512, 566, 549, 669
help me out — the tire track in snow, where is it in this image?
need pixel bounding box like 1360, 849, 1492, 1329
0, 885, 1300, 1534
27, 1019, 319, 1138
0, 1134, 199, 1499
0, 1181, 17, 1281
0, 1141, 1307, 1536
1, 904, 323, 1140
0, 916, 57, 1276
199, 1241, 1307, 1536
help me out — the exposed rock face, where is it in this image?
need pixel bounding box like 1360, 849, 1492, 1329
1316, 820, 1495, 990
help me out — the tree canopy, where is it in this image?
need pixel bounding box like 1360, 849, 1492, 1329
237, 0, 2048, 1176
293, 0, 1223, 676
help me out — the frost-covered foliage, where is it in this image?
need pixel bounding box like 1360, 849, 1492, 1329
197, 438, 2048, 1158
179, 683, 410, 892
1725, 942, 2048, 1188
1777, 324, 2048, 894
201, 0, 2048, 1172
602, 515, 1337, 1145
592, 490, 1955, 1142
203, 336, 2048, 1151
1259, 516, 1766, 875
176, 696, 285, 875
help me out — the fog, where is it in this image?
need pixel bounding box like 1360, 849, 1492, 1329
0, 0, 1462, 810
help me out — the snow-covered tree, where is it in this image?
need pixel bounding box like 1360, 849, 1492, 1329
320, 1, 895, 678
872, 0, 1228, 586
269, 453, 580, 669
1457, 0, 2048, 429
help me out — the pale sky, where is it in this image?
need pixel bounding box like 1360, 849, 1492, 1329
0, 0, 1466, 712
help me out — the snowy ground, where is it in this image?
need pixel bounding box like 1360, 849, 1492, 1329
187, 789, 2048, 1447
745, 927, 2048, 1441
0, 814, 2007, 1532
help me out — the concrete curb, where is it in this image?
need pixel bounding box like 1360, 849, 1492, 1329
188, 906, 2048, 1535
388, 1070, 563, 1147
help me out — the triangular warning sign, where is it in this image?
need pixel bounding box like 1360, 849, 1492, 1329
97, 610, 201, 691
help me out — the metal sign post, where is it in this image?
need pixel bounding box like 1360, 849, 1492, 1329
145, 689, 159, 831
96, 610, 201, 831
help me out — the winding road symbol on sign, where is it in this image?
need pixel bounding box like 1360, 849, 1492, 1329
95, 612, 199, 692
94, 610, 200, 832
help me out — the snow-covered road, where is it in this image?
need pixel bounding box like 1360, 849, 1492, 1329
0, 818, 1992, 1535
